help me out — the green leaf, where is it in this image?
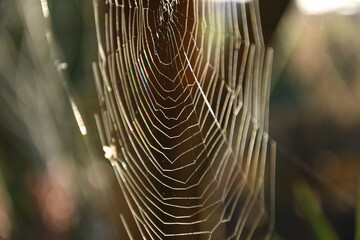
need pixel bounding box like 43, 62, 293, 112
293, 181, 340, 240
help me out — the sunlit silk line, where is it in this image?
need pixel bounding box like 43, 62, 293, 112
40, 0, 88, 137
119, 101, 133, 132
184, 53, 222, 130
134, 61, 157, 110
40, 0, 49, 18
138, 55, 186, 109
141, 51, 181, 96
94, 1, 275, 238
140, 53, 151, 81
206, 0, 252, 2
134, 61, 149, 93
56, 61, 88, 136
136, 58, 166, 108
296, 0, 360, 15
137, 59, 154, 99
70, 99, 87, 135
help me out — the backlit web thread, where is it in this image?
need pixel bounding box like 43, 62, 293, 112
93, 0, 275, 239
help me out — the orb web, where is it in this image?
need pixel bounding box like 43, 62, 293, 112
93, 0, 275, 239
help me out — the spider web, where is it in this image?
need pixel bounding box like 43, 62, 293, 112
93, 0, 275, 239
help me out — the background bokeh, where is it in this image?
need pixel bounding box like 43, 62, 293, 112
0, 0, 359, 239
